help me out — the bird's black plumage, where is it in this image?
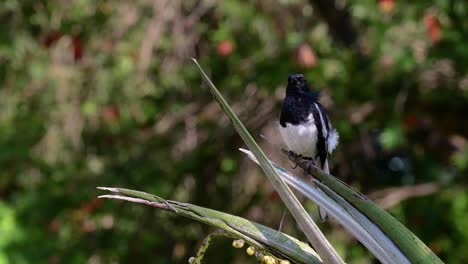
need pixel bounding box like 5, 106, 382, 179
279, 74, 320, 127
310, 103, 328, 168
279, 74, 336, 169
279, 74, 339, 221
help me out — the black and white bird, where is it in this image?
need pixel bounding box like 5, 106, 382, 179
279, 74, 339, 220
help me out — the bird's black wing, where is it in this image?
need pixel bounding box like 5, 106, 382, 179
310, 102, 328, 169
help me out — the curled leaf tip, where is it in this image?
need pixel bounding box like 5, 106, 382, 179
238, 148, 257, 162
191, 57, 200, 66
98, 195, 114, 199
97, 187, 120, 192
238, 148, 249, 154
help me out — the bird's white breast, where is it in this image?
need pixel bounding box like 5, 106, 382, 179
279, 114, 318, 158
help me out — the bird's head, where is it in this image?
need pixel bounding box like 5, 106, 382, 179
286, 74, 316, 97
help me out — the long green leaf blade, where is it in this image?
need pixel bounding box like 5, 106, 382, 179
288, 152, 444, 264
97, 187, 322, 264
240, 148, 410, 264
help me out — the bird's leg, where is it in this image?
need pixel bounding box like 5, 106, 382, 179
288, 151, 301, 169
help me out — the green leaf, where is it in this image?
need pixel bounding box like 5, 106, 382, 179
282, 152, 444, 264
240, 148, 410, 264
97, 187, 322, 264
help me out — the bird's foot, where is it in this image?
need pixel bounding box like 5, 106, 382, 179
305, 159, 317, 174
288, 151, 302, 169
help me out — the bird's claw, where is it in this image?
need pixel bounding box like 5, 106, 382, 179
288, 151, 302, 169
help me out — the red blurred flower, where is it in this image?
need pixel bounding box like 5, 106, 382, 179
424, 13, 441, 44
217, 40, 234, 57
295, 43, 317, 68
379, 0, 395, 13
71, 35, 84, 61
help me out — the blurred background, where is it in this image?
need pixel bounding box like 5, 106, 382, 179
1, 0, 467, 263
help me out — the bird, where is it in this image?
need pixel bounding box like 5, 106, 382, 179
279, 74, 339, 220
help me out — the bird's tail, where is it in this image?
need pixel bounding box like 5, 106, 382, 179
318, 160, 329, 221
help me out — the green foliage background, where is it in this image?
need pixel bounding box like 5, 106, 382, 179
0, 0, 467, 263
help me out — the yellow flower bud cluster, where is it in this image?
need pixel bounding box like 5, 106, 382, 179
230, 239, 291, 264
